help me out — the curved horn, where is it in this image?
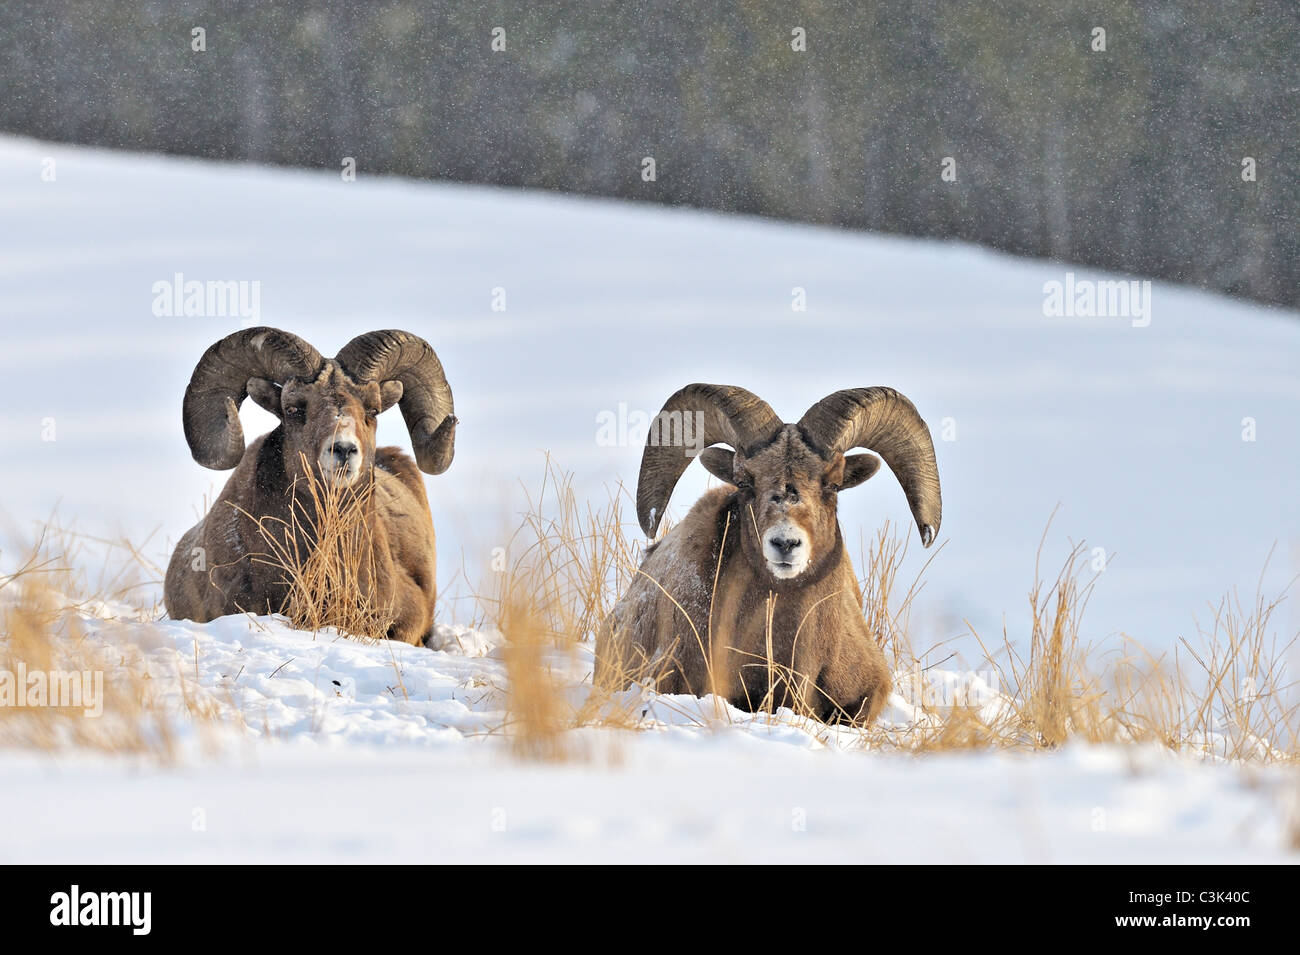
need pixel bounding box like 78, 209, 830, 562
182, 327, 323, 470
798, 388, 942, 547
335, 329, 456, 475
636, 383, 782, 537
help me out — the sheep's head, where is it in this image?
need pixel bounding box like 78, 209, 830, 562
246, 361, 396, 487
696, 426, 880, 579
181, 327, 457, 486
636, 384, 941, 584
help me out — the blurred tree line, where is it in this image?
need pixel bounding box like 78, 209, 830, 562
1, 0, 1294, 307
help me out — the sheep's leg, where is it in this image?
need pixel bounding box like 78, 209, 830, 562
384, 572, 433, 645
164, 519, 219, 622
816, 638, 892, 726
819, 670, 891, 725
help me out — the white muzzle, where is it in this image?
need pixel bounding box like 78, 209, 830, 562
762, 520, 810, 579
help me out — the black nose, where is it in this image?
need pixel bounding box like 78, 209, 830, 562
330, 440, 358, 465
771, 537, 801, 556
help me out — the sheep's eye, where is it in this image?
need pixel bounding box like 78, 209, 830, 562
365, 408, 379, 418
285, 404, 305, 419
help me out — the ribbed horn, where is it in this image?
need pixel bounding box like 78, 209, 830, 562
636, 383, 782, 537
335, 329, 456, 475
182, 327, 323, 470
798, 387, 942, 546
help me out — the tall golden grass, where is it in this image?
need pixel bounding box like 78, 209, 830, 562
0, 524, 201, 757
478, 459, 645, 757
241, 454, 396, 642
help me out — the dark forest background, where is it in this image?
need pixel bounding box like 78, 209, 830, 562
1, 0, 1295, 307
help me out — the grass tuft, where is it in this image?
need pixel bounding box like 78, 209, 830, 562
241, 454, 396, 642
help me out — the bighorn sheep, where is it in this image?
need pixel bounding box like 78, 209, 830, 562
596, 384, 942, 724
163, 327, 456, 644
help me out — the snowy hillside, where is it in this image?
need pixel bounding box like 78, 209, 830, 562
2, 135, 1299, 652
1, 136, 1298, 863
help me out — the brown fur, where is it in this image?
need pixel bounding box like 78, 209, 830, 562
164, 362, 438, 645
597, 427, 892, 724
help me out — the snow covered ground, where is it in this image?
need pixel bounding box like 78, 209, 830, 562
2, 608, 1296, 864
1, 136, 1298, 862
10, 735, 1294, 864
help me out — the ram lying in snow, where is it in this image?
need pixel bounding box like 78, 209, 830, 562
596, 384, 942, 724
164, 327, 457, 645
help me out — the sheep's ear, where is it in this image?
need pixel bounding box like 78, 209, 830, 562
699, 446, 735, 484
247, 377, 281, 416
379, 380, 404, 412
837, 453, 882, 491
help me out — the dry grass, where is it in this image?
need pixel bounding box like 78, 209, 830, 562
476, 457, 639, 648
1174, 554, 1300, 760
479, 458, 647, 757
241, 454, 396, 642
0, 524, 207, 758
497, 572, 573, 761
